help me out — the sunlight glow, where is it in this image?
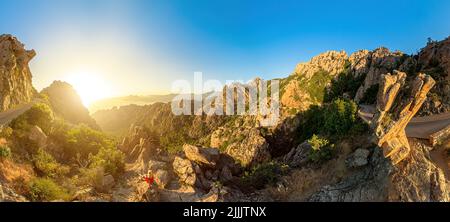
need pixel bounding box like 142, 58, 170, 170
64, 71, 113, 107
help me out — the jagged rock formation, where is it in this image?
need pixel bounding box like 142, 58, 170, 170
353, 48, 405, 102
294, 51, 349, 79
309, 139, 449, 202
40, 81, 99, 129
119, 124, 159, 164
372, 71, 435, 164
418, 37, 450, 80
0, 35, 36, 111
417, 37, 450, 115
281, 51, 349, 110
173, 144, 241, 191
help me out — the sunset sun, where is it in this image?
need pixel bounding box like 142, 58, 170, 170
64, 71, 113, 107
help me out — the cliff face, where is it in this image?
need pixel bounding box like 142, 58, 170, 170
0, 35, 36, 111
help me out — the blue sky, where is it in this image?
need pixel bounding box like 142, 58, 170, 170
0, 0, 449, 97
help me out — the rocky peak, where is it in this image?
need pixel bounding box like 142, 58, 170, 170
0, 34, 36, 111
418, 37, 450, 78
40, 81, 99, 129
294, 50, 349, 79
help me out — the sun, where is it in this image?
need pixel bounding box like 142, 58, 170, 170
64, 71, 113, 107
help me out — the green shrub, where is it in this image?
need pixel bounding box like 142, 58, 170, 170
0, 144, 11, 158
33, 148, 69, 178
241, 161, 289, 189
325, 66, 365, 102
296, 98, 365, 142
88, 146, 125, 178
10, 103, 53, 134
65, 124, 115, 161
308, 135, 335, 163
359, 84, 379, 104
0, 127, 13, 139
322, 98, 358, 136
27, 178, 70, 201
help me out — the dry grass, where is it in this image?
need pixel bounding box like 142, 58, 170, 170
0, 158, 34, 184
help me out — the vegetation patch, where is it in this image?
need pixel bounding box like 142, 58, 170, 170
27, 177, 71, 202
307, 135, 335, 163
241, 161, 289, 190
0, 144, 11, 159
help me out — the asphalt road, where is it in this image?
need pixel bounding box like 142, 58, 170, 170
358, 105, 450, 139
0, 100, 39, 126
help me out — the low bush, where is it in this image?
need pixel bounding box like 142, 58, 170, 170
241, 161, 289, 190
33, 148, 69, 178
0, 144, 11, 159
10, 103, 53, 134
307, 135, 335, 163
88, 146, 125, 178
27, 178, 70, 201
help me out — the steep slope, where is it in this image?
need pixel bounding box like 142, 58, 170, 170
0, 34, 36, 111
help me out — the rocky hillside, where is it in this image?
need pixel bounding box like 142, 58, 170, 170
0, 34, 36, 111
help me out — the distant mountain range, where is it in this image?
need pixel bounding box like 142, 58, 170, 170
89, 94, 178, 113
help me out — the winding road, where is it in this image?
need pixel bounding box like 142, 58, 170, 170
358, 105, 450, 139
0, 100, 40, 126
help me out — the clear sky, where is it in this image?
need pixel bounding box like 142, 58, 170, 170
1, 0, 449, 101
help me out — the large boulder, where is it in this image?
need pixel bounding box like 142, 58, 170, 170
283, 141, 312, 168
211, 123, 270, 168
173, 156, 197, 187
28, 125, 47, 148
183, 144, 220, 167
0, 35, 36, 111
225, 128, 271, 168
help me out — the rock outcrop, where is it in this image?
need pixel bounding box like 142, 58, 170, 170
418, 37, 450, 80
211, 122, 270, 168
371, 71, 435, 164
309, 140, 449, 202
173, 145, 241, 192
353, 48, 405, 102
0, 183, 28, 202
281, 51, 349, 110
120, 124, 159, 164
294, 51, 349, 79
28, 125, 47, 149
0, 34, 36, 111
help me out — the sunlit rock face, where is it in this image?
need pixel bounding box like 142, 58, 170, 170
0, 34, 36, 111
353, 47, 405, 103
372, 71, 435, 164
